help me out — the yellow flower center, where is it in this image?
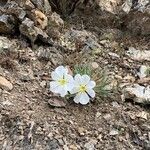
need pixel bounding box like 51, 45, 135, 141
79, 85, 87, 92
58, 79, 67, 86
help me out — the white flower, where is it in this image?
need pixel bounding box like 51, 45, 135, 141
71, 74, 96, 105
50, 66, 74, 97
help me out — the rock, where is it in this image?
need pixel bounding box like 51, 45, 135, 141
95, 112, 101, 118
19, 18, 49, 45
84, 140, 97, 150
111, 101, 119, 108
0, 36, 12, 52
137, 65, 149, 78
48, 96, 66, 108
97, 0, 122, 14
37, 46, 63, 65
49, 12, 64, 28
63, 145, 69, 150
108, 52, 120, 59
31, 10, 48, 29
47, 12, 64, 39
109, 129, 119, 136
60, 29, 101, 52
103, 114, 111, 120
43, 0, 52, 15
0, 14, 15, 34
100, 29, 123, 41
126, 47, 150, 61
0, 0, 8, 7
57, 138, 64, 146
47, 139, 60, 149
40, 81, 46, 88
19, 73, 33, 82
31, 0, 44, 10
2, 100, 14, 106
0, 76, 13, 91
47, 132, 53, 138
4, 1, 26, 21
136, 111, 149, 120
69, 144, 78, 150
25, 0, 35, 10
19, 18, 36, 43
37, 46, 53, 61
34, 26, 49, 42
122, 0, 149, 13
91, 62, 99, 69
122, 0, 132, 13
124, 84, 150, 104
77, 127, 85, 136
84, 142, 94, 150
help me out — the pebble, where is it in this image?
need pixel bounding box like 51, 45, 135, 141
40, 80, 46, 88
69, 144, 78, 150
0, 76, 13, 91
95, 112, 101, 118
78, 127, 85, 136
136, 111, 148, 120
84, 142, 95, 150
111, 101, 120, 108
63, 145, 69, 150
109, 129, 119, 136
91, 62, 99, 69
2, 100, 13, 106
103, 114, 111, 120
47, 132, 53, 139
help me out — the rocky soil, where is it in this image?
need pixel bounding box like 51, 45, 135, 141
0, 0, 150, 149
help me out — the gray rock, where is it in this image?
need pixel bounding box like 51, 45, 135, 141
84, 140, 97, 150
0, 0, 8, 7
46, 139, 60, 150
109, 129, 119, 136
0, 14, 15, 34
37, 46, 63, 65
31, 0, 44, 10
0, 36, 12, 52
19, 18, 49, 45
19, 18, 37, 43
3, 1, 26, 21
25, 0, 35, 10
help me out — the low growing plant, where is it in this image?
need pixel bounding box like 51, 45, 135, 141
49, 64, 111, 105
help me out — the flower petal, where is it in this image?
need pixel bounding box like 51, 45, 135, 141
74, 74, 82, 85
73, 93, 80, 104
87, 89, 95, 98
59, 88, 68, 97
81, 75, 90, 85
65, 74, 74, 83
79, 92, 90, 105
67, 82, 75, 92
87, 81, 96, 89
70, 87, 79, 94
55, 66, 68, 77
51, 71, 61, 80
64, 74, 74, 91
50, 81, 59, 92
